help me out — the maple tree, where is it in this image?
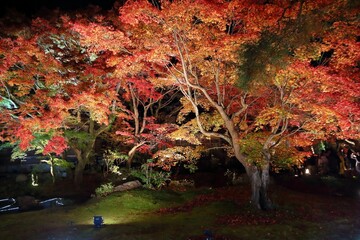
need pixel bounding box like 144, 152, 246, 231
0, 14, 121, 186
13, 132, 70, 183
0, 0, 358, 210
0, 33, 70, 183
113, 76, 177, 167
67, 11, 180, 168
0, 7, 179, 185
117, 0, 360, 209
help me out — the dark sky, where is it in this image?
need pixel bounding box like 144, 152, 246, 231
1, 0, 117, 16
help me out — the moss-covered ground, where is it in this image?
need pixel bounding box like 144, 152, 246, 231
0, 175, 360, 240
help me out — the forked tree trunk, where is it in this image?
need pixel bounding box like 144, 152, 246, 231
247, 162, 273, 210
74, 157, 86, 187
172, 30, 278, 210
73, 141, 95, 187
43, 155, 55, 184
232, 136, 273, 210
73, 132, 97, 188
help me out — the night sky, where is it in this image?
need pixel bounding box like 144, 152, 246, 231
0, 0, 117, 16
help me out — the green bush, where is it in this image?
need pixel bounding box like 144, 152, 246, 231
102, 150, 128, 176
131, 159, 170, 190
95, 182, 114, 197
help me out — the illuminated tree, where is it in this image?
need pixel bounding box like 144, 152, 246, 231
0, 17, 120, 186
69, 11, 179, 168
118, 0, 360, 209
0, 0, 358, 209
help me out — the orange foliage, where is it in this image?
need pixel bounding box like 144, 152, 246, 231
0, 0, 358, 171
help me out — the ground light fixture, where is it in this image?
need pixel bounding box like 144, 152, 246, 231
93, 216, 104, 228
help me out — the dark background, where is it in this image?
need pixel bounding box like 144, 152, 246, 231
1, 0, 118, 16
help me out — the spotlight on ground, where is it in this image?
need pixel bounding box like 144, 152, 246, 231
93, 216, 104, 228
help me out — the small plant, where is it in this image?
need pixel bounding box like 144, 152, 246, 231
131, 159, 171, 189
184, 162, 198, 173
95, 182, 114, 197
102, 150, 128, 176
149, 171, 171, 189
109, 165, 122, 176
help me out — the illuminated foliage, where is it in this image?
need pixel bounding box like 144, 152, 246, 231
0, 0, 358, 207
116, 0, 359, 209
0, 16, 120, 185
153, 146, 205, 172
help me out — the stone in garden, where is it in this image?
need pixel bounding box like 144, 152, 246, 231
113, 180, 142, 192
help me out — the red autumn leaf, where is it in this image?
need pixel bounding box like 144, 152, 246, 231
43, 136, 68, 155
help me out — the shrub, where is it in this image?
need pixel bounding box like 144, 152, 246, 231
102, 150, 128, 176
131, 159, 170, 190
95, 182, 114, 197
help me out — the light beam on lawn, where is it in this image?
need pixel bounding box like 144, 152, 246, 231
75, 215, 127, 226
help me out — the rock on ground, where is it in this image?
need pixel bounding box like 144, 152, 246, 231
113, 180, 142, 192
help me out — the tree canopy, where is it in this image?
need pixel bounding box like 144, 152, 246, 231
0, 0, 359, 207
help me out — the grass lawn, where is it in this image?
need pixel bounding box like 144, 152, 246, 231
0, 176, 360, 240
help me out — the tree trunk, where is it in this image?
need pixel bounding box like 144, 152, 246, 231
229, 131, 273, 210
74, 157, 86, 187
126, 153, 134, 169
126, 146, 136, 169
247, 162, 273, 210
72, 136, 96, 186
126, 143, 145, 169
73, 148, 89, 187
50, 160, 55, 184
